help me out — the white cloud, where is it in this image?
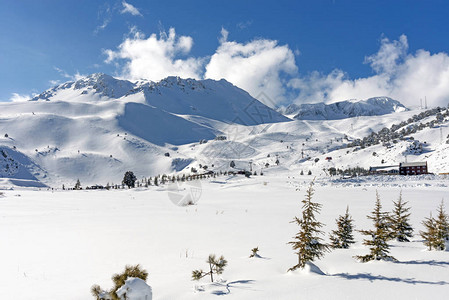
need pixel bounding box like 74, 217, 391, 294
94, 3, 112, 35
205, 29, 297, 105
52, 67, 85, 86
104, 27, 449, 108
236, 20, 252, 30
104, 27, 297, 105
49, 80, 61, 86
10, 93, 32, 102
94, 18, 111, 34
121, 1, 142, 16
291, 35, 449, 108
219, 27, 228, 44
104, 27, 203, 81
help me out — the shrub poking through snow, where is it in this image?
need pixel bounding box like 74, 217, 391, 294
329, 206, 355, 249
192, 254, 227, 282
356, 191, 396, 262
288, 181, 329, 271
249, 247, 260, 258
389, 191, 413, 242
91, 264, 148, 300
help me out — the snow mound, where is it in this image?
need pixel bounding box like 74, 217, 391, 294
289, 262, 326, 275
284, 97, 407, 120
116, 277, 152, 300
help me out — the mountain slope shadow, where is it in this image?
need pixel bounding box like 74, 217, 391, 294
117, 102, 218, 146
0, 146, 47, 186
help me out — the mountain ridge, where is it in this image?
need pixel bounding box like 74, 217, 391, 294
281, 97, 408, 120
1, 73, 447, 188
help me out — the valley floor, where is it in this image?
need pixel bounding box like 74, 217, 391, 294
0, 173, 448, 299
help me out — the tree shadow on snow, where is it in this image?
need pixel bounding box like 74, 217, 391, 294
394, 260, 449, 267
332, 273, 449, 285
210, 280, 256, 296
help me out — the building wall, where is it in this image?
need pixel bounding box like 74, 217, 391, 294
399, 165, 428, 175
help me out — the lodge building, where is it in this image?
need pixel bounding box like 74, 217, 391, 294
399, 161, 428, 175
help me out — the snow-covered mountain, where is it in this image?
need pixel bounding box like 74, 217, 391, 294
1, 74, 448, 188
0, 74, 289, 187
282, 97, 407, 120
31, 73, 290, 125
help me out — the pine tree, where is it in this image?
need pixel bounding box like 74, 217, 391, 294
420, 213, 444, 250
356, 191, 396, 262
192, 254, 227, 282
122, 171, 137, 188
288, 181, 329, 271
389, 191, 413, 242
74, 179, 81, 190
329, 206, 355, 249
435, 200, 449, 242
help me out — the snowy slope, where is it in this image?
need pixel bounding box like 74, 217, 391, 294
31, 74, 290, 125
1, 73, 448, 188
282, 97, 407, 120
0, 74, 288, 187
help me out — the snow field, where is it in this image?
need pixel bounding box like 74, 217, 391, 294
0, 174, 448, 299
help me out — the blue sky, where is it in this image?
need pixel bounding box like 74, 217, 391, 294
1, 0, 449, 107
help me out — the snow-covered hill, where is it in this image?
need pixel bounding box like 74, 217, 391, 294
1, 74, 448, 188
31, 73, 290, 125
0, 74, 289, 187
281, 97, 407, 120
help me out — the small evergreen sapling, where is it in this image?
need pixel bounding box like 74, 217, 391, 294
249, 247, 260, 258
420, 213, 444, 250
329, 206, 355, 249
436, 200, 449, 242
389, 191, 413, 242
356, 191, 396, 262
192, 254, 227, 282
288, 181, 329, 271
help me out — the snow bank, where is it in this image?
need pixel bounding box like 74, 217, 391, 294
116, 277, 152, 300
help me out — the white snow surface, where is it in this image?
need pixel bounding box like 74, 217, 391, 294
116, 277, 152, 300
0, 174, 448, 299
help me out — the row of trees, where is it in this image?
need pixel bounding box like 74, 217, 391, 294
344, 105, 449, 151
71, 169, 240, 190
289, 183, 449, 270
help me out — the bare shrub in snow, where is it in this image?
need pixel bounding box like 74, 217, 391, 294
91, 264, 148, 300
192, 254, 227, 282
